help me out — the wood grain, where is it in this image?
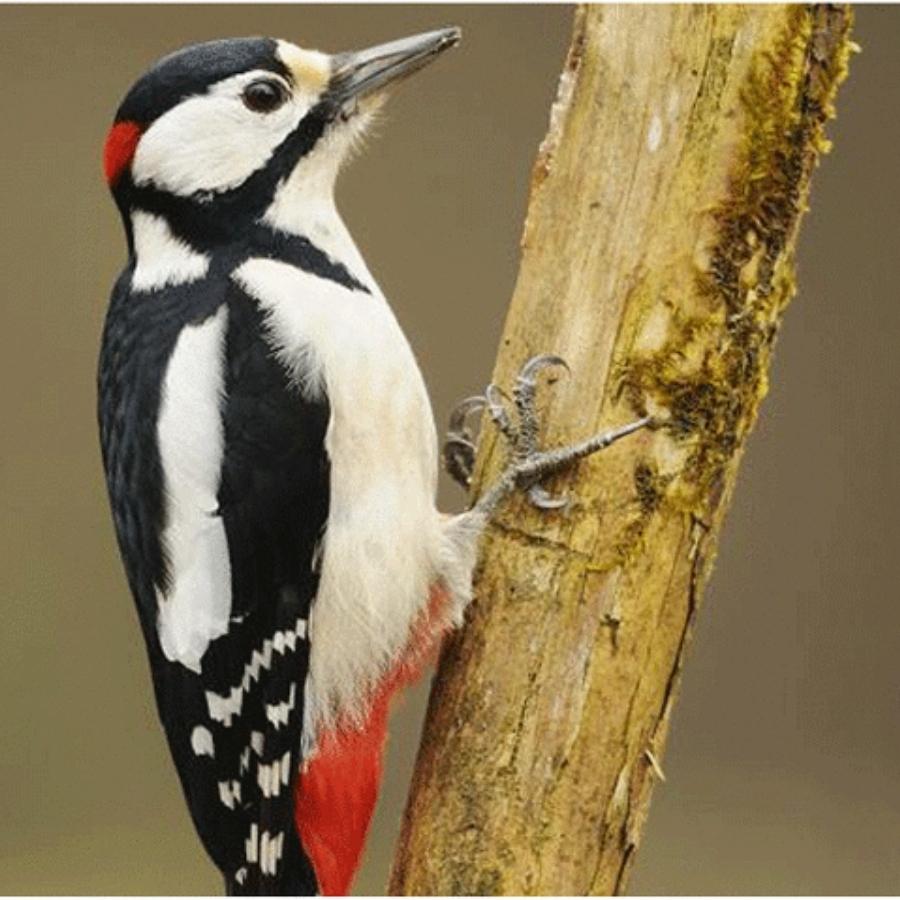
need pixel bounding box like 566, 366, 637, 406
390, 5, 854, 894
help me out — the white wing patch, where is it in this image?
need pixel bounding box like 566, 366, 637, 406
279, 750, 291, 787
251, 730, 265, 756
257, 757, 286, 798
218, 779, 242, 809
265, 683, 297, 730
260, 831, 285, 876
156, 305, 231, 673
190, 725, 215, 758
245, 823, 259, 863
206, 685, 244, 727
243, 824, 283, 873
203, 618, 307, 726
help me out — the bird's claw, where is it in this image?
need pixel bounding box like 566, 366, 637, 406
443, 355, 577, 509
515, 353, 570, 384
485, 384, 517, 444
513, 354, 569, 458
446, 395, 486, 434
444, 353, 651, 514
469, 353, 651, 516
442, 395, 486, 489
527, 484, 569, 510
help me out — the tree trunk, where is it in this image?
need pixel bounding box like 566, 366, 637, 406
390, 5, 853, 895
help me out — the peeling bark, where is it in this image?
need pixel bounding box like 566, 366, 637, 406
390, 5, 854, 895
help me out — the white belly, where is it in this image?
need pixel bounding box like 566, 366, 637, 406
234, 258, 445, 736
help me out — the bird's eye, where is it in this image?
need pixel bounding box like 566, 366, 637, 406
241, 79, 288, 114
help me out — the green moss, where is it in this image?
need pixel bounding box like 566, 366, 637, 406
609, 461, 670, 567
634, 461, 664, 515
620, 7, 852, 521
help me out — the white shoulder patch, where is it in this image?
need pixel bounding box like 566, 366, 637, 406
156, 304, 231, 672
131, 211, 209, 292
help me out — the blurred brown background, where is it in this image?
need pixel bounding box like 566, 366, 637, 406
0, 3, 897, 895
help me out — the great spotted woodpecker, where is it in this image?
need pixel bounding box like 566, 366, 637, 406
98, 28, 648, 896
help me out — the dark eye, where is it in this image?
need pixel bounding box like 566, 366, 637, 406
242, 79, 288, 114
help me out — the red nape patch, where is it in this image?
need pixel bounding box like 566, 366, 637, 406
295, 585, 452, 896
103, 121, 142, 186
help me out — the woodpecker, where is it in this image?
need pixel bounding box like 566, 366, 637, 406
98, 29, 648, 896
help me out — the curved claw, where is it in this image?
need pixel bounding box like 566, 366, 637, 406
514, 354, 569, 458
444, 396, 486, 490
517, 353, 570, 385
483, 383, 517, 444
447, 395, 486, 434
485, 384, 510, 422
485, 383, 508, 412
443, 437, 477, 489
527, 485, 569, 510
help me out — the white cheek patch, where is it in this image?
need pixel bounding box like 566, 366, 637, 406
156, 305, 231, 672
131, 70, 311, 197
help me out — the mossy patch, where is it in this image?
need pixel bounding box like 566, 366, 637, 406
634, 461, 664, 515
620, 6, 853, 522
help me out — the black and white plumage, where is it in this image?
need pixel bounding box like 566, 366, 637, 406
97, 28, 650, 896
98, 31, 482, 895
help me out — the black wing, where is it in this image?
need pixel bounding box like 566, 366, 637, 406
99, 274, 329, 893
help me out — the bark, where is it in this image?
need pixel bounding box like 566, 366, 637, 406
390, 5, 853, 895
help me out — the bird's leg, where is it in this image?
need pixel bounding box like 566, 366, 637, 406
443, 355, 652, 516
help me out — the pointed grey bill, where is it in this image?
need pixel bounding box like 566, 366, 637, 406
328, 27, 461, 105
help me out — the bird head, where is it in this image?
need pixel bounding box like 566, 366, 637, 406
103, 29, 460, 243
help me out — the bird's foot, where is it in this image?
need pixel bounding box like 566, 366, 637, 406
442, 354, 652, 515
442, 395, 486, 490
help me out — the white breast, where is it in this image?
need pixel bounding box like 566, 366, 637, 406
234, 257, 447, 736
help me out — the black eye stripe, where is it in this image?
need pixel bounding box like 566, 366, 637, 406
242, 78, 289, 114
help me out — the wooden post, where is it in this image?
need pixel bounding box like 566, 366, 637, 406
390, 5, 853, 895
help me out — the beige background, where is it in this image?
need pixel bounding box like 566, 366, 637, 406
0, 3, 897, 895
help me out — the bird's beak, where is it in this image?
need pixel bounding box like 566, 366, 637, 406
328, 27, 461, 107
